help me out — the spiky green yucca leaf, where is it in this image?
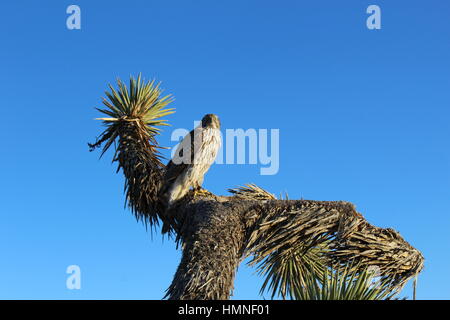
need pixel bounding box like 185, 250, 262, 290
90, 74, 174, 159
89, 74, 174, 228
253, 241, 329, 300
293, 263, 397, 300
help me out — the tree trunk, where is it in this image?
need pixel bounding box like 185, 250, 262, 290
165, 200, 254, 299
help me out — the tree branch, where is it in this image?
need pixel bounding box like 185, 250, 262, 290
162, 193, 424, 299
244, 199, 424, 296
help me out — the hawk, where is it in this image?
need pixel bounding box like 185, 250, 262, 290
161, 114, 221, 206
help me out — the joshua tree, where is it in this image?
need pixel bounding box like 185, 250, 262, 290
89, 75, 424, 300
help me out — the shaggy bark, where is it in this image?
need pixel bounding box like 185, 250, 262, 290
165, 200, 253, 299
116, 121, 164, 225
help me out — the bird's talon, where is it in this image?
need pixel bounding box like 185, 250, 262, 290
193, 188, 209, 197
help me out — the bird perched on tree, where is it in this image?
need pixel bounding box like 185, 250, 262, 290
161, 114, 221, 207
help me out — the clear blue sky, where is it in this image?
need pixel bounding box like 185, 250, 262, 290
0, 0, 449, 299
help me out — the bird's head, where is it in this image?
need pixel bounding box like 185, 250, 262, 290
201, 114, 220, 129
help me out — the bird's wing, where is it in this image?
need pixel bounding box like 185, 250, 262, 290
164, 160, 188, 185
163, 129, 196, 187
